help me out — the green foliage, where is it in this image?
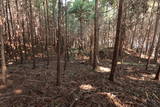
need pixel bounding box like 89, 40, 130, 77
69, 48, 79, 59
129, 0, 149, 16
34, 0, 57, 16
67, 0, 95, 33
101, 0, 116, 6
68, 0, 94, 20
34, 0, 43, 9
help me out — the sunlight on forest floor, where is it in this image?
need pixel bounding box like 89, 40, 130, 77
126, 73, 156, 81
117, 61, 145, 66
96, 66, 111, 73
8, 62, 14, 65
0, 85, 6, 90
141, 74, 155, 79
97, 92, 122, 107
126, 76, 139, 80
13, 89, 23, 94
80, 84, 96, 91
0, 74, 11, 79
98, 92, 116, 99
0, 59, 159, 106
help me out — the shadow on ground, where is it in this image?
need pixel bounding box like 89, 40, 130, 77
0, 56, 160, 107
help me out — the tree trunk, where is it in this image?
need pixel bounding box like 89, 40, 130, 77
145, 1, 156, 55
109, 0, 124, 81
79, 16, 83, 54
0, 8, 7, 84
93, 0, 99, 70
154, 65, 160, 80
130, 21, 138, 49
29, 0, 36, 69
44, 0, 50, 67
146, 3, 160, 70
56, 0, 62, 86
15, 0, 23, 64
64, 0, 69, 71
5, 0, 13, 59
52, 0, 57, 48
22, 18, 27, 60
154, 33, 160, 62
138, 15, 146, 61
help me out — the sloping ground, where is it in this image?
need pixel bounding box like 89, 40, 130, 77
0, 56, 160, 107
99, 48, 151, 63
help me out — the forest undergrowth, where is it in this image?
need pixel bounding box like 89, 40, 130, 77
0, 49, 160, 107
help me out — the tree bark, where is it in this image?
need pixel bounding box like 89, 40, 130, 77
44, 0, 50, 67
130, 20, 138, 49
146, 3, 160, 70
154, 33, 160, 62
64, 0, 69, 71
0, 5, 7, 84
56, 0, 62, 86
154, 65, 160, 80
29, 0, 36, 69
93, 0, 99, 70
109, 0, 124, 81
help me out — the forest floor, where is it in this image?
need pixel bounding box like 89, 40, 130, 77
0, 49, 160, 107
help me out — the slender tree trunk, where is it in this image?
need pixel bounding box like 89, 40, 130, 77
5, 0, 12, 59
52, 0, 57, 48
29, 0, 36, 69
130, 22, 138, 49
119, 2, 126, 57
0, 28, 7, 84
107, 21, 111, 47
138, 15, 146, 61
56, 0, 62, 86
45, 0, 50, 67
15, 0, 23, 64
7, 0, 18, 62
109, 0, 124, 81
145, 1, 156, 55
93, 0, 99, 70
0, 7, 7, 84
154, 65, 160, 80
90, 32, 94, 65
145, 35, 150, 55
64, 0, 69, 71
43, 1, 49, 68
146, 3, 160, 70
22, 18, 27, 60
154, 33, 160, 62
79, 17, 83, 54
